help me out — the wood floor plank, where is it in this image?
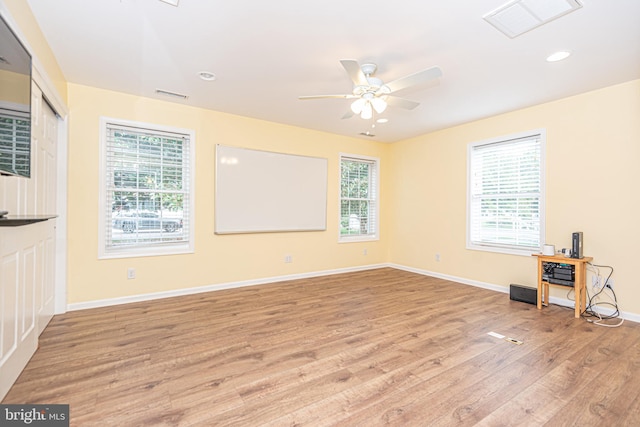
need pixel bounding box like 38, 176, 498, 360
3, 268, 639, 426
546, 332, 640, 426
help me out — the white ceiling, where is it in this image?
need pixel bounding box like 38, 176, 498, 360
26, 0, 640, 143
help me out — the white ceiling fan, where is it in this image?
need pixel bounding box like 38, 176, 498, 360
299, 59, 443, 119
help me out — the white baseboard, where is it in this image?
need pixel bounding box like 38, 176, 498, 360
389, 263, 640, 323
389, 263, 509, 294
67, 263, 389, 312
67, 262, 640, 323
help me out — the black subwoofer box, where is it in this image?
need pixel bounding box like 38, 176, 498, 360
509, 284, 537, 305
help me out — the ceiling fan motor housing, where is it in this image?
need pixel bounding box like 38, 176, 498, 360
361, 63, 377, 76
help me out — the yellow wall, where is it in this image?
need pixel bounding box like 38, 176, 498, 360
389, 80, 640, 315
66, 83, 390, 304
2, 0, 67, 103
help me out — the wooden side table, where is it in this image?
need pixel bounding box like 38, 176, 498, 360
532, 254, 593, 318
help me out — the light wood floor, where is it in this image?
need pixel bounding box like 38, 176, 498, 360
3, 268, 640, 426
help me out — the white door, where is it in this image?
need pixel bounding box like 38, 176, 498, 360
34, 85, 57, 334
0, 83, 58, 400
0, 226, 40, 400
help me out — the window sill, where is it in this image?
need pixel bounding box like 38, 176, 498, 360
99, 242, 193, 259
339, 234, 379, 243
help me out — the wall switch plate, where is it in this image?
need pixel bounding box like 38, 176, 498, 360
127, 268, 136, 279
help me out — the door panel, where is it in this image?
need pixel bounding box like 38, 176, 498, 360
0, 83, 58, 400
0, 227, 39, 401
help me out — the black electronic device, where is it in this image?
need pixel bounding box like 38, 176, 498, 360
0, 14, 32, 178
510, 284, 537, 305
571, 231, 583, 259
542, 261, 575, 286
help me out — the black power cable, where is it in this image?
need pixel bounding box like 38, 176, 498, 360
582, 263, 623, 327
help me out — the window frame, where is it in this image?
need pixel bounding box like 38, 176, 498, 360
338, 153, 380, 243
98, 117, 195, 259
466, 129, 546, 256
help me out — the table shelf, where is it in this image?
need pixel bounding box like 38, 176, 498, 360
532, 253, 592, 318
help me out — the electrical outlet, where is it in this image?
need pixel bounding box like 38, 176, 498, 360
284, 255, 293, 263
592, 275, 601, 289
435, 253, 441, 262
127, 268, 136, 279
605, 278, 614, 290
363, 248, 368, 255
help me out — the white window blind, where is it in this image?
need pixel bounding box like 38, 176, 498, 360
468, 131, 544, 254
0, 109, 30, 177
102, 121, 192, 256
340, 155, 379, 240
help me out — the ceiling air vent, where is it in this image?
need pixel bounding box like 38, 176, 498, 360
155, 89, 188, 100
484, 0, 583, 38
359, 132, 376, 138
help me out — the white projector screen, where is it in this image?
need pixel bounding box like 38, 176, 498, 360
215, 145, 328, 234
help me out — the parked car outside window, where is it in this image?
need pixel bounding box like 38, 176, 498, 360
112, 211, 183, 233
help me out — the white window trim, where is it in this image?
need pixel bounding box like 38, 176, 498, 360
338, 152, 380, 243
466, 129, 546, 256
98, 117, 196, 259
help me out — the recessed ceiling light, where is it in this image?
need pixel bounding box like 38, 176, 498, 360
198, 71, 216, 81
376, 118, 389, 124
546, 51, 571, 62
159, 0, 179, 6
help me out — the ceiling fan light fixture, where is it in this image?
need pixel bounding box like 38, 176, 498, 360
361, 102, 373, 120
371, 97, 387, 114
351, 98, 366, 114
299, 59, 441, 122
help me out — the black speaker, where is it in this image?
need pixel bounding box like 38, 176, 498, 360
571, 231, 583, 259
509, 284, 537, 305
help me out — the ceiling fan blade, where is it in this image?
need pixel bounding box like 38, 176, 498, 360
384, 66, 442, 94
340, 59, 368, 87
298, 94, 358, 100
385, 96, 420, 110
341, 110, 355, 119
